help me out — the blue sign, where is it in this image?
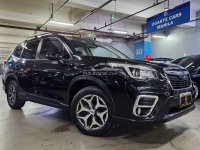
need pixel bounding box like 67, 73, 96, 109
146, 1, 190, 33
134, 41, 144, 60
134, 41, 151, 60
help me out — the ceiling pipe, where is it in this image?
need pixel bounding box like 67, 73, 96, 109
0, 24, 80, 36
62, 0, 114, 34
80, 28, 128, 35
38, 0, 69, 30
73, 0, 114, 25
79, 28, 147, 40
96, 0, 168, 31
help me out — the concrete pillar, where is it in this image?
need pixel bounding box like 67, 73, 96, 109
196, 10, 200, 26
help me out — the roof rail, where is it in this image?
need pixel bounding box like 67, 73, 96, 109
26, 32, 58, 41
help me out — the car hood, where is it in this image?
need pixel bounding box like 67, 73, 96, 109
76, 56, 187, 73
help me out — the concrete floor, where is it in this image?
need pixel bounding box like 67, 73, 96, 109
1, 76, 200, 150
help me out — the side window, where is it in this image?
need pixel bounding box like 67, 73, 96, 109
39, 38, 69, 59
13, 44, 23, 58
21, 40, 39, 59
90, 47, 119, 58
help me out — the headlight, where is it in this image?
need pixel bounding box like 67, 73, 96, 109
129, 67, 158, 79
108, 62, 158, 80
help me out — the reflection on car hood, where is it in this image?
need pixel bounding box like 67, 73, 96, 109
77, 56, 186, 72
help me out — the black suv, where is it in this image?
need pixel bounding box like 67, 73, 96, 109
2, 34, 195, 136
172, 55, 200, 99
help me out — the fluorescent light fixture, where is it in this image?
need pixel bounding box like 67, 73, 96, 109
152, 35, 167, 39
112, 30, 127, 35
49, 20, 74, 26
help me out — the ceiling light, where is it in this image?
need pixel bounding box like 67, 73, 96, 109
152, 35, 167, 39
112, 30, 127, 35
111, 14, 116, 20
49, 20, 74, 26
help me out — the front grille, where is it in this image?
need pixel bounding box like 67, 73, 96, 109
167, 74, 191, 89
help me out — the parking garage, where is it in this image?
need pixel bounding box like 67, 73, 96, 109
0, 0, 200, 150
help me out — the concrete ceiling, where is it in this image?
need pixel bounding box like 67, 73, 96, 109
1, 0, 199, 28
67, 0, 200, 18
0, 0, 199, 51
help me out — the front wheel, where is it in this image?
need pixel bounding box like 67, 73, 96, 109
7, 80, 25, 109
193, 82, 199, 100
71, 86, 115, 136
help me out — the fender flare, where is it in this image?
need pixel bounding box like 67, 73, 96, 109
66, 75, 116, 113
4, 73, 19, 93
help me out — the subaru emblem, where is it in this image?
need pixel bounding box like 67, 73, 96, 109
178, 72, 187, 79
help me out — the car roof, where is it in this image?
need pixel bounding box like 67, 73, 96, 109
24, 33, 93, 44
25, 33, 61, 41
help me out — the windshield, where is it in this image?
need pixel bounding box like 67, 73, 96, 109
172, 56, 199, 68
65, 38, 130, 59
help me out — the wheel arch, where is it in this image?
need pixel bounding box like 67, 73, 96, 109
66, 75, 116, 113
4, 73, 19, 93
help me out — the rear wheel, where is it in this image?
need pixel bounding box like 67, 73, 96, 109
71, 86, 115, 136
7, 80, 25, 109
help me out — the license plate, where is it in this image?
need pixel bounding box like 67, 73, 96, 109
180, 92, 192, 108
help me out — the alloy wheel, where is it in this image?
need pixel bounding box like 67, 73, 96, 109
76, 94, 108, 130
8, 84, 16, 105
194, 84, 199, 100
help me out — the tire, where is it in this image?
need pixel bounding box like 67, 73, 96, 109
193, 82, 200, 100
71, 86, 115, 136
6, 80, 25, 109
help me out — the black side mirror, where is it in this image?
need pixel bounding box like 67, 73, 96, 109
46, 51, 62, 61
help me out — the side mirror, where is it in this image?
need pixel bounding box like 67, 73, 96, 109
46, 51, 62, 61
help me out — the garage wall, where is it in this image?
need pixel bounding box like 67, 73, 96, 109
0, 65, 2, 75
111, 40, 134, 58
151, 26, 200, 59
0, 49, 12, 63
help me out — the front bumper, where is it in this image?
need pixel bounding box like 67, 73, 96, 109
113, 104, 195, 126
111, 81, 196, 125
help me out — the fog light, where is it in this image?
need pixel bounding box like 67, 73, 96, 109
133, 95, 158, 117
138, 98, 156, 106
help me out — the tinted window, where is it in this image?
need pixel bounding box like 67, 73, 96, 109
21, 40, 39, 59
66, 39, 129, 59
172, 56, 197, 68
40, 38, 68, 59
13, 44, 23, 58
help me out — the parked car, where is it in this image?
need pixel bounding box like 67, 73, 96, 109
172, 55, 200, 99
150, 58, 174, 64
2, 34, 195, 136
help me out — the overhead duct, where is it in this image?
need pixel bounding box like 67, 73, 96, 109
79, 28, 147, 40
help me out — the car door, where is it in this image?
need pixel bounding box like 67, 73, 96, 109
34, 37, 73, 104
17, 40, 40, 94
